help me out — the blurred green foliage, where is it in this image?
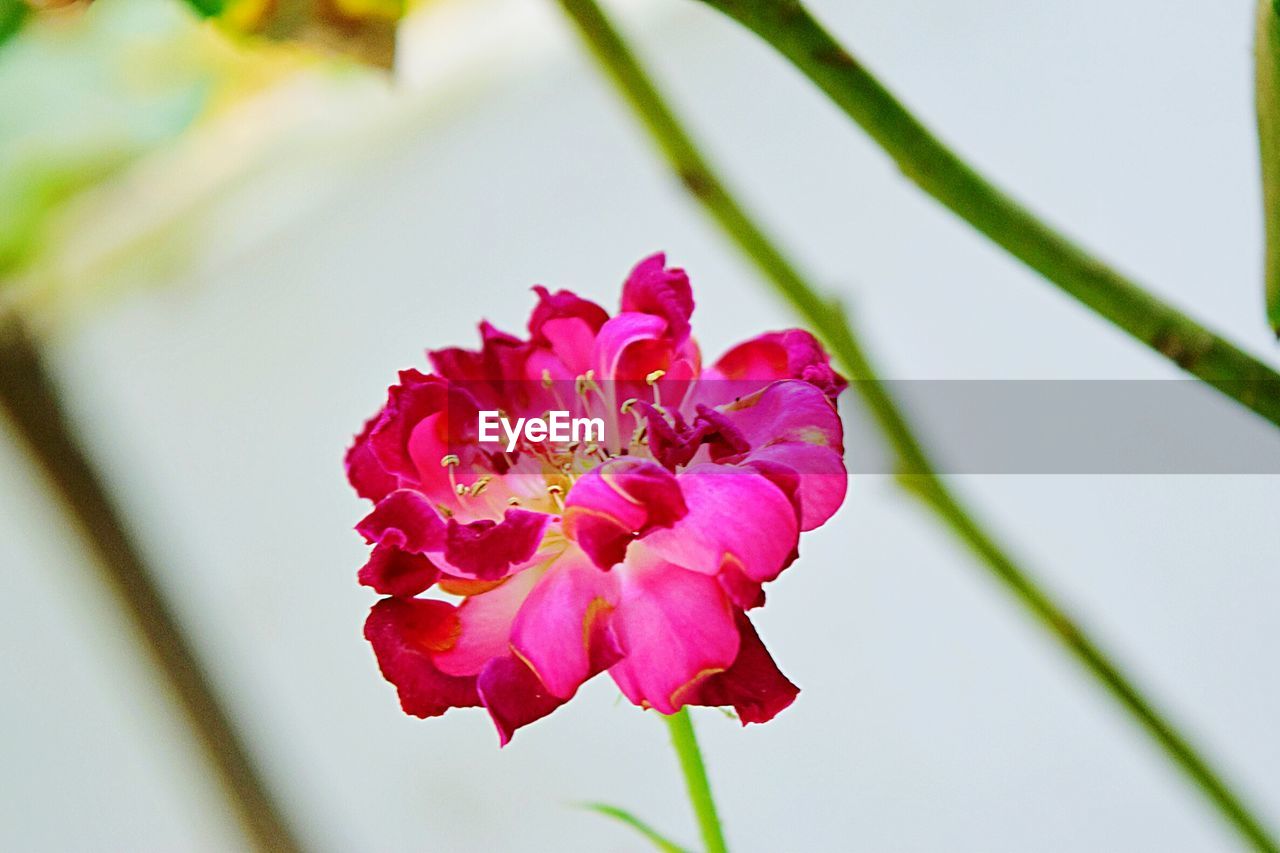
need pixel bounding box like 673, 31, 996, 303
0, 0, 218, 283
0, 0, 412, 305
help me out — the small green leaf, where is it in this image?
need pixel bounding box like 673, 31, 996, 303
578, 802, 693, 853
1256, 0, 1280, 333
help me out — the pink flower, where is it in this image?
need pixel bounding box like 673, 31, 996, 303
347, 254, 847, 743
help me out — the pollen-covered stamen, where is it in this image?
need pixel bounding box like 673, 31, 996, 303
645, 369, 666, 408
546, 483, 565, 512
441, 453, 464, 498
543, 368, 572, 412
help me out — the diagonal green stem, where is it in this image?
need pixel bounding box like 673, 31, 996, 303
0, 313, 302, 853
695, 0, 1280, 430
553, 1, 1280, 849
664, 709, 728, 853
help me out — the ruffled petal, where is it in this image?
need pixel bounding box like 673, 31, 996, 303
563, 457, 687, 569
684, 611, 798, 724
358, 491, 552, 581
440, 508, 553, 580
477, 654, 564, 746
620, 253, 694, 345
358, 541, 440, 597
364, 597, 480, 718
608, 553, 739, 714
346, 413, 398, 502
638, 464, 799, 584
367, 370, 450, 482
357, 489, 448, 554
510, 549, 622, 699
429, 321, 530, 411
528, 286, 609, 376
705, 329, 846, 400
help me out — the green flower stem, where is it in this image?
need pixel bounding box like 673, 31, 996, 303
553, 1, 1280, 849
1256, 0, 1280, 331
696, 0, 1280, 428
664, 709, 728, 853
0, 313, 302, 853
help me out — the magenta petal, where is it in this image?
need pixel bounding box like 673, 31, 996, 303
357, 489, 448, 554
346, 414, 398, 502
442, 508, 551, 580
358, 542, 441, 597
435, 567, 544, 677
367, 370, 451, 482
529, 286, 610, 341
364, 598, 480, 719
477, 655, 564, 746
593, 311, 671, 382
685, 611, 799, 725
608, 554, 739, 714
359, 493, 550, 581
621, 253, 694, 345
709, 329, 846, 399
722, 380, 843, 453
746, 443, 848, 531
639, 464, 799, 584
563, 457, 687, 569
510, 551, 621, 699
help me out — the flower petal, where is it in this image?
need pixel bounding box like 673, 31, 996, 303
364, 597, 480, 718
358, 491, 551, 581
477, 654, 564, 746
435, 566, 544, 676
621, 253, 694, 345
358, 541, 440, 597
367, 370, 451, 482
346, 413, 398, 502
563, 457, 687, 569
529, 286, 609, 376
721, 380, 843, 453
608, 554, 739, 715
684, 611, 799, 724
510, 549, 622, 699
638, 464, 799, 584
593, 311, 671, 383
440, 508, 552, 580
744, 443, 847, 531
357, 489, 448, 554
706, 329, 846, 400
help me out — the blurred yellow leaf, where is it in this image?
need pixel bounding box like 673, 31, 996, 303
217, 0, 406, 69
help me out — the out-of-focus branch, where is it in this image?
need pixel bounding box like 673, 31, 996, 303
552, 1, 1280, 850
0, 312, 302, 853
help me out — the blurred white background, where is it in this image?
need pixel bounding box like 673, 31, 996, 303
2, 0, 1279, 850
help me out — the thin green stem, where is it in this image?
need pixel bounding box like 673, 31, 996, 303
696, 0, 1280, 429
663, 709, 728, 853
0, 313, 302, 853
553, 1, 1279, 849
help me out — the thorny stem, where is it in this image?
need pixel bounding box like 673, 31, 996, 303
553, 1, 1280, 849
